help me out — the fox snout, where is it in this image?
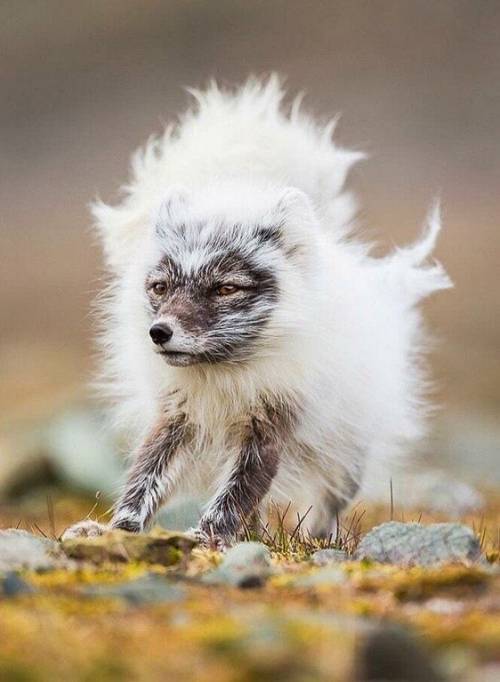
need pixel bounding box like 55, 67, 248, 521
149, 323, 174, 346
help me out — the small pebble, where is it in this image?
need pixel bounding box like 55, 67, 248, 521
1, 572, 36, 597
424, 598, 465, 615
311, 548, 348, 566
204, 541, 272, 588
84, 574, 184, 605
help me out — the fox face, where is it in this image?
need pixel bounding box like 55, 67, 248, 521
138, 185, 314, 367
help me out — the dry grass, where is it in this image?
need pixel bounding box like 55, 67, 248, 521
2, 487, 499, 562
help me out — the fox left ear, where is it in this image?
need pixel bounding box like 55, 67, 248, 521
155, 185, 191, 237
274, 187, 315, 220
265, 187, 317, 235
266, 187, 317, 248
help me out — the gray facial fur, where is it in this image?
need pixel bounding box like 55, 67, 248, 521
145, 223, 281, 365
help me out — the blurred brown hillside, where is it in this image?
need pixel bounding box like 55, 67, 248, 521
1, 2, 499, 476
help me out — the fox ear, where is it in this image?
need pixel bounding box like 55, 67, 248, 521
265, 187, 316, 230
91, 184, 191, 273
274, 187, 314, 219
155, 185, 190, 237
263, 187, 318, 261
91, 197, 146, 273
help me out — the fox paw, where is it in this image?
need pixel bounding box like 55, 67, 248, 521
61, 520, 108, 541
187, 526, 230, 552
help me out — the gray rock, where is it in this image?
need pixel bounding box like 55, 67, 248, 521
383, 469, 484, 517
0, 405, 125, 500
1, 572, 36, 597
354, 521, 482, 567
84, 573, 184, 605
357, 623, 444, 681
204, 541, 272, 588
0, 529, 63, 571
434, 410, 500, 486
45, 408, 125, 496
311, 548, 348, 566
0, 427, 50, 498
156, 497, 202, 532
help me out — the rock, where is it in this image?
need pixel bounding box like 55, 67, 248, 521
45, 407, 125, 496
294, 566, 347, 588
0, 429, 53, 498
361, 467, 484, 517
354, 522, 482, 567
0, 406, 125, 500
311, 548, 348, 566
435, 410, 500, 487
83, 573, 184, 605
394, 470, 484, 517
62, 528, 195, 566
156, 497, 202, 532
356, 623, 444, 681
204, 541, 272, 588
423, 597, 466, 615
1, 572, 36, 597
0, 529, 63, 571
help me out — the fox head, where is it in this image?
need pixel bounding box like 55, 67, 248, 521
95, 182, 322, 366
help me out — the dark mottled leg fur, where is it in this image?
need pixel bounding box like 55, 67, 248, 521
63, 399, 292, 545
312, 470, 362, 539
110, 413, 187, 532
196, 403, 290, 548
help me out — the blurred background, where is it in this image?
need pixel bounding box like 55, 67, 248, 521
1, 1, 499, 523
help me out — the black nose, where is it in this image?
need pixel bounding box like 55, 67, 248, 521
149, 323, 173, 345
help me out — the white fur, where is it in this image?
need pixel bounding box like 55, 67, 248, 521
92, 76, 452, 529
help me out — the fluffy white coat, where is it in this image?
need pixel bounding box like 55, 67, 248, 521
92, 76, 452, 531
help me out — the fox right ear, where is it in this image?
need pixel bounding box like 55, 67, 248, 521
91, 197, 148, 273
92, 185, 192, 273
155, 185, 190, 237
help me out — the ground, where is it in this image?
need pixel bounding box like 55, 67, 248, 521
0, 492, 499, 682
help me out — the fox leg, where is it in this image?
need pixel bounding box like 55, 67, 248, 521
62, 413, 187, 540
194, 409, 285, 550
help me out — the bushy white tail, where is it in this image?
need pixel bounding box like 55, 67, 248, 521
382, 203, 452, 305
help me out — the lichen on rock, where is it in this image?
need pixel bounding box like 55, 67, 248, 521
312, 548, 348, 566
203, 541, 273, 587
61, 527, 195, 566
354, 522, 483, 567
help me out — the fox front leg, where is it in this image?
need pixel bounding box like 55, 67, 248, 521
195, 413, 282, 550
62, 413, 187, 540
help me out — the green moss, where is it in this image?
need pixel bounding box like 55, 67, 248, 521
27, 563, 151, 588
390, 567, 489, 601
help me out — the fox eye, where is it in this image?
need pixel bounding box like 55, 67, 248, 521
215, 284, 239, 296
151, 282, 167, 296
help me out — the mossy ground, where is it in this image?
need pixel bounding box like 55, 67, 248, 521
0, 491, 499, 681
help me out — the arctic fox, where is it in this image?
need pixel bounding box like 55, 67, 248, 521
63, 76, 453, 548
